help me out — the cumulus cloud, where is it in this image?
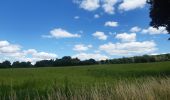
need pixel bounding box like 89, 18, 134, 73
75, 0, 147, 14
0, 40, 58, 64
142, 26, 168, 35
73, 44, 92, 52
93, 31, 108, 40
79, 0, 100, 11
74, 0, 118, 14
102, 0, 118, 14
43, 28, 81, 39
73, 53, 108, 61
115, 33, 136, 42
119, 0, 146, 11
34, 52, 57, 60
105, 21, 118, 27
19, 50, 57, 64
99, 41, 157, 55
130, 26, 141, 32
24, 49, 37, 54
0, 40, 21, 54
0, 45, 21, 54
24, 49, 57, 60
0, 41, 10, 47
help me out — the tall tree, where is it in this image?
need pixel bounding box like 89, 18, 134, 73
0, 61, 11, 68
147, 0, 170, 33
12, 61, 32, 68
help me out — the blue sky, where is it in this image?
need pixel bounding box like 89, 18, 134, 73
0, 0, 170, 63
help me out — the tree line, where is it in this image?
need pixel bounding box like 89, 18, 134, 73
0, 54, 170, 68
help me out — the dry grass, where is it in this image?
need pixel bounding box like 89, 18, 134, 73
1, 77, 170, 100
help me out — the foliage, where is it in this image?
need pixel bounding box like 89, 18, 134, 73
147, 0, 170, 33
0, 60, 11, 68
12, 61, 32, 68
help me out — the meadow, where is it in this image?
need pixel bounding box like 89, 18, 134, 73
0, 61, 170, 100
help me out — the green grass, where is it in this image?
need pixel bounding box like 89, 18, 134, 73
0, 61, 170, 100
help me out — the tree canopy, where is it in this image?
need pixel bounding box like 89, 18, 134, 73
147, 0, 170, 33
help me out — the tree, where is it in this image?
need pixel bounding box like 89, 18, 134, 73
35, 60, 54, 67
147, 0, 170, 33
81, 59, 97, 65
0, 60, 11, 68
71, 58, 81, 65
12, 61, 20, 67
12, 61, 32, 68
61, 56, 72, 66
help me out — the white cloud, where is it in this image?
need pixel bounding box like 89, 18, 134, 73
43, 28, 81, 39
74, 16, 80, 19
94, 14, 100, 18
79, 0, 100, 11
102, 0, 118, 14
24, 49, 57, 60
99, 41, 157, 55
0, 45, 21, 54
18, 50, 57, 64
0, 40, 58, 64
130, 26, 141, 32
74, 0, 118, 14
0, 40, 21, 54
73, 53, 108, 61
24, 49, 37, 54
119, 0, 146, 11
105, 21, 118, 27
33, 52, 57, 60
93, 31, 108, 40
73, 44, 92, 52
74, 0, 147, 14
142, 26, 168, 35
115, 33, 136, 42
0, 41, 10, 47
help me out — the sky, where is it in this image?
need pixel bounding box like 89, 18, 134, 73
0, 0, 170, 63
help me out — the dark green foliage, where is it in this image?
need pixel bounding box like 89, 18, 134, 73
80, 59, 97, 65
53, 56, 81, 66
12, 61, 32, 68
0, 60, 11, 68
133, 55, 156, 63
148, 0, 170, 33
36, 56, 96, 67
35, 60, 54, 67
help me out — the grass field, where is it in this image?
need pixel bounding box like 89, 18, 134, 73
0, 61, 170, 100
